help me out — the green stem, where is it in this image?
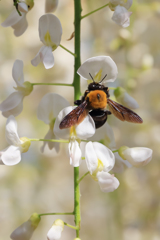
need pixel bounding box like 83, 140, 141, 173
39, 212, 74, 217
64, 222, 78, 230
81, 3, 109, 19
31, 83, 73, 87
78, 171, 89, 184
60, 44, 77, 57
112, 149, 118, 153
30, 138, 69, 143
73, 1, 82, 238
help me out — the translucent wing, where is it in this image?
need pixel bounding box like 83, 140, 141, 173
107, 99, 143, 123
59, 101, 88, 129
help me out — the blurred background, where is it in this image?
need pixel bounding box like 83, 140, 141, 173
0, 0, 160, 239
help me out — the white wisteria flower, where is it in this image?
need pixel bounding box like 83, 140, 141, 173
1, 0, 34, 37
85, 141, 119, 192
54, 106, 96, 167
89, 122, 116, 149
31, 14, 62, 69
77, 56, 118, 83
118, 146, 153, 167
45, 0, 58, 13
10, 213, 40, 240
114, 87, 139, 109
109, 0, 132, 28
0, 60, 33, 118
0, 115, 31, 166
37, 93, 69, 153
47, 219, 64, 240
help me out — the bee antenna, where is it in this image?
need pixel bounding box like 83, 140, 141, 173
89, 73, 94, 82
99, 74, 107, 83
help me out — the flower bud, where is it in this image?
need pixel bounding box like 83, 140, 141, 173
10, 213, 40, 240
25, 0, 34, 10
47, 219, 64, 240
20, 137, 31, 153
114, 87, 139, 109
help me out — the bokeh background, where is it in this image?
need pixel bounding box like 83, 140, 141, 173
0, 0, 160, 239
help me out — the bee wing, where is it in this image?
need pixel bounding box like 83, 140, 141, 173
107, 99, 143, 123
59, 101, 89, 129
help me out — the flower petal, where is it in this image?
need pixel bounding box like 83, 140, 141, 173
0, 92, 24, 112
85, 141, 98, 174
92, 142, 115, 172
45, 0, 58, 13
97, 171, 120, 192
5, 115, 21, 145
37, 93, 69, 124
77, 56, 118, 83
31, 46, 54, 69
47, 225, 63, 240
76, 114, 95, 139
112, 6, 132, 28
41, 129, 60, 153
1, 9, 22, 27
1, 145, 21, 166
12, 60, 24, 87
39, 14, 62, 47
68, 140, 82, 167
18, 2, 28, 13
54, 106, 73, 139
123, 147, 153, 167
10, 219, 35, 240
2, 101, 23, 118
12, 13, 28, 37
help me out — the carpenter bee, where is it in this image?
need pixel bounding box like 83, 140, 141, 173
59, 74, 143, 129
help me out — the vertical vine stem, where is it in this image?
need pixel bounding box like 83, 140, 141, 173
73, 0, 82, 238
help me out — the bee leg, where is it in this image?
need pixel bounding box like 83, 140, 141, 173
89, 109, 111, 129
74, 100, 82, 106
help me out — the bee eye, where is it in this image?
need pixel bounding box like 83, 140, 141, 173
97, 93, 100, 100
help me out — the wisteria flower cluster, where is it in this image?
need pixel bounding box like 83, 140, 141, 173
0, 1, 153, 240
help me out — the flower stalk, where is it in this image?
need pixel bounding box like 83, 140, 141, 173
81, 3, 109, 19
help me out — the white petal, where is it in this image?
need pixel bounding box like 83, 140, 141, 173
18, 2, 28, 13
89, 122, 116, 149
1, 145, 21, 166
85, 141, 98, 174
39, 14, 62, 46
1, 9, 22, 27
77, 56, 118, 83
54, 106, 72, 139
2, 101, 23, 118
12, 13, 28, 37
112, 6, 132, 28
31, 46, 44, 67
5, 115, 21, 145
47, 225, 63, 240
76, 114, 95, 139
92, 142, 115, 172
10, 220, 35, 240
31, 46, 54, 69
12, 60, 24, 87
0, 92, 24, 112
68, 140, 82, 167
45, 0, 58, 13
37, 93, 69, 124
112, 152, 132, 173
41, 129, 60, 153
109, 0, 132, 10
123, 147, 153, 167
97, 172, 120, 192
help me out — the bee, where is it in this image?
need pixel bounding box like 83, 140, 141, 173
59, 74, 143, 129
